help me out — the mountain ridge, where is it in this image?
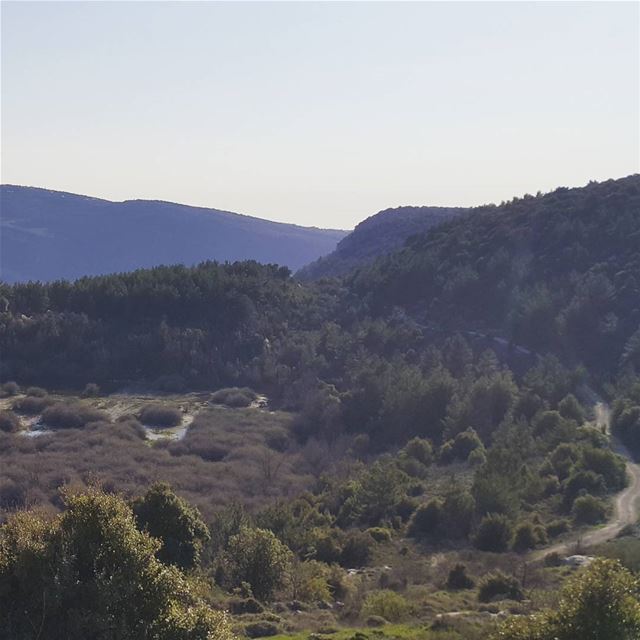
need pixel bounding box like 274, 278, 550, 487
0, 185, 348, 282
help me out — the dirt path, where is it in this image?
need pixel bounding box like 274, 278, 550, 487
534, 397, 640, 559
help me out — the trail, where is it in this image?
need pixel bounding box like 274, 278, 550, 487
533, 396, 640, 559
415, 323, 640, 559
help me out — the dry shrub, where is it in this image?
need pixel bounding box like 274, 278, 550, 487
12, 396, 54, 415
139, 404, 182, 428
42, 402, 110, 429
210, 387, 257, 408
0, 411, 21, 433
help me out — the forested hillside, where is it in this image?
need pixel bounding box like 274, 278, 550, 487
0, 185, 347, 281
2, 175, 640, 639
298, 206, 461, 280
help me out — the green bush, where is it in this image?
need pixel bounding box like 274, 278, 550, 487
362, 590, 410, 622
478, 571, 524, 602
340, 530, 372, 568
402, 437, 433, 465
512, 523, 538, 552
446, 563, 474, 590
558, 393, 585, 423
572, 494, 607, 525
475, 514, 513, 552
138, 404, 182, 428
546, 518, 570, 538
226, 527, 293, 600
244, 621, 280, 638
407, 498, 442, 539
366, 527, 392, 543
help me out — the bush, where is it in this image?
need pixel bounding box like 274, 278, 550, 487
82, 383, 100, 397
402, 437, 433, 465
446, 564, 474, 590
512, 523, 538, 552
228, 598, 264, 615
244, 621, 280, 638
226, 527, 293, 600
572, 494, 607, 525
211, 387, 257, 408
468, 448, 487, 466
26, 386, 48, 397
139, 404, 182, 428
478, 572, 524, 602
475, 514, 513, 552
0, 410, 21, 433
452, 428, 483, 460
366, 527, 392, 543
1, 381, 20, 396
558, 393, 585, 423
340, 530, 372, 568
362, 590, 410, 622
546, 518, 570, 538
41, 402, 109, 429
12, 395, 53, 415
407, 498, 442, 539
264, 427, 290, 452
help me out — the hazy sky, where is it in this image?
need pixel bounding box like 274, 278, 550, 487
2, 1, 638, 229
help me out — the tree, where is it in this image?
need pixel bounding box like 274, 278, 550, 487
493, 559, 640, 639
132, 482, 210, 570
0, 487, 232, 640
226, 527, 292, 600
475, 513, 512, 552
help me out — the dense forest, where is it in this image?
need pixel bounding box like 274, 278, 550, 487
1, 175, 640, 639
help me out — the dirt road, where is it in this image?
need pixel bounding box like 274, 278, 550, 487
534, 399, 640, 559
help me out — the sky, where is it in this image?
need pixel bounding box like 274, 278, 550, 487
1, 1, 639, 229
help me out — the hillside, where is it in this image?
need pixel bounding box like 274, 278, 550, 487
297, 205, 462, 280
350, 175, 640, 375
2, 176, 640, 639
0, 185, 347, 282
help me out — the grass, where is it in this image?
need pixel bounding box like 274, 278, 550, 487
269, 623, 477, 640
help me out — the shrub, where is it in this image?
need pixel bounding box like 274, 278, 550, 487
138, 404, 182, 428
438, 440, 455, 464
446, 564, 474, 590
82, 383, 100, 397
475, 514, 513, 552
452, 428, 483, 460
362, 590, 409, 622
340, 530, 372, 568
0, 410, 21, 433
468, 448, 487, 466
572, 494, 607, 525
12, 395, 52, 415
546, 518, 570, 538
41, 402, 109, 429
228, 598, 264, 615
394, 496, 419, 522
558, 393, 585, 423
244, 621, 280, 638
1, 381, 20, 396
26, 386, 48, 397
290, 560, 331, 603
402, 437, 433, 465
211, 387, 257, 408
366, 527, 392, 543
226, 527, 293, 600
407, 498, 442, 539
264, 427, 290, 452
512, 523, 538, 552
132, 482, 210, 570
478, 571, 524, 602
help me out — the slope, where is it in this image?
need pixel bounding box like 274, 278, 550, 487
297, 205, 462, 280
0, 185, 347, 282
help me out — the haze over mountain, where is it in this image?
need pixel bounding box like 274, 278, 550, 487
0, 186, 347, 282
297, 205, 464, 280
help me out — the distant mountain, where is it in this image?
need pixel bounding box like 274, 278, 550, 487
0, 186, 347, 282
297, 205, 463, 280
